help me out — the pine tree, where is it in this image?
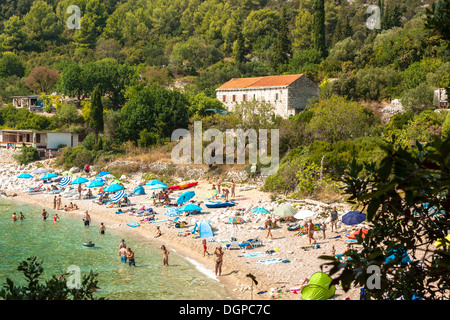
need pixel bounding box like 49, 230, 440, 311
313, 0, 327, 58
89, 86, 104, 144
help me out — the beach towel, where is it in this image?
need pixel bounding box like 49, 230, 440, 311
257, 258, 283, 265
244, 252, 267, 258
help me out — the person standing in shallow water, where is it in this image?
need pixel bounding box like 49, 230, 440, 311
161, 245, 169, 266
214, 247, 224, 276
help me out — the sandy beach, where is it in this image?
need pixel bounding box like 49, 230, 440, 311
1, 149, 363, 300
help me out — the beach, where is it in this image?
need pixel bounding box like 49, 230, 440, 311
1, 149, 363, 300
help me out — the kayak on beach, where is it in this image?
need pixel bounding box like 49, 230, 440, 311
168, 182, 198, 190
205, 201, 235, 208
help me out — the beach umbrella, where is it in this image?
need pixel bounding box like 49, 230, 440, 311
250, 207, 271, 214
71, 177, 89, 185
146, 179, 165, 186
88, 180, 105, 188
59, 176, 71, 187
41, 173, 58, 180
112, 190, 125, 202
177, 191, 195, 205
105, 183, 124, 193
273, 204, 296, 217
294, 209, 315, 220
148, 183, 167, 190
97, 171, 111, 177
62, 171, 73, 177
33, 168, 50, 174
227, 217, 245, 224
165, 207, 181, 217
17, 173, 33, 179
110, 179, 122, 185
179, 204, 202, 212
53, 177, 63, 183
342, 211, 366, 225
203, 189, 218, 199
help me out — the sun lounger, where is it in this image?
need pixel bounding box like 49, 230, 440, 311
247, 238, 263, 248
224, 241, 241, 250
28, 184, 43, 194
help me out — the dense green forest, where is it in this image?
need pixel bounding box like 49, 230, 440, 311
1, 0, 449, 196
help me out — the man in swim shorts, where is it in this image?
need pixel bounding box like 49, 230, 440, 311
119, 247, 127, 263
83, 211, 91, 226
127, 248, 135, 266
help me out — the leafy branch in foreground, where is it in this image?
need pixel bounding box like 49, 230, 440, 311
0, 256, 104, 300
319, 135, 450, 300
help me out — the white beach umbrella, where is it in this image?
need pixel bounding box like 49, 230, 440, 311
294, 209, 315, 220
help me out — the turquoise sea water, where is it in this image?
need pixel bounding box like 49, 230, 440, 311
0, 198, 230, 300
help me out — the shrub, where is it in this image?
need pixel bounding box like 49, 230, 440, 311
13, 144, 40, 165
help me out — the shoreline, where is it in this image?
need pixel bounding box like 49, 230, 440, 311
2, 158, 361, 300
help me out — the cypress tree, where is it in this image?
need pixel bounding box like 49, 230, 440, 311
272, 6, 292, 71
89, 86, 104, 144
313, 0, 327, 58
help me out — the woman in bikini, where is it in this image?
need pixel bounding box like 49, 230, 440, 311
214, 247, 224, 276
161, 245, 169, 266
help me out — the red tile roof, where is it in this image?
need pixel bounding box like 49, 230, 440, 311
217, 74, 304, 90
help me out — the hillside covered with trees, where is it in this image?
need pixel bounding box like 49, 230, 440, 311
0, 0, 449, 197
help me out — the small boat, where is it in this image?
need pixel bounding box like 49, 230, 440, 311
205, 201, 235, 208
168, 182, 198, 190
83, 242, 95, 247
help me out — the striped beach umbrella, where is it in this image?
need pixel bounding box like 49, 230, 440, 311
112, 190, 125, 202
165, 207, 181, 217
59, 176, 71, 187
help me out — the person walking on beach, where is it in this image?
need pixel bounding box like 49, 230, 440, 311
127, 248, 135, 266
307, 219, 316, 245
119, 246, 127, 263
330, 207, 338, 232
53, 196, 57, 210
214, 247, 224, 276
83, 210, 91, 226
99, 223, 106, 235
161, 245, 169, 266
202, 239, 210, 257
265, 217, 274, 239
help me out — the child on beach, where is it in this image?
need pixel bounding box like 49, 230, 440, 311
161, 245, 169, 266
202, 239, 210, 256
53, 213, 60, 223
154, 226, 162, 238
321, 222, 327, 240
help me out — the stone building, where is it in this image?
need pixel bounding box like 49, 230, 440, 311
215, 74, 319, 118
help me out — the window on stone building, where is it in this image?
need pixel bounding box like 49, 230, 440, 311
222, 95, 226, 102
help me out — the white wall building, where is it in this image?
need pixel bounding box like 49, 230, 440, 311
215, 74, 319, 118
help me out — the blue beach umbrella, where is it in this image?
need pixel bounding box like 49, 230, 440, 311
59, 176, 71, 187
105, 183, 124, 193
177, 191, 195, 205
17, 173, 33, 179
97, 171, 111, 177
33, 168, 50, 174
41, 173, 58, 180
342, 211, 366, 225
179, 204, 202, 212
146, 179, 166, 186
112, 190, 125, 202
88, 180, 105, 188
71, 177, 89, 185
165, 207, 181, 217
148, 183, 167, 190
250, 207, 271, 214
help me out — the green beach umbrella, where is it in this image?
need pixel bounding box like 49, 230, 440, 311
273, 204, 296, 217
